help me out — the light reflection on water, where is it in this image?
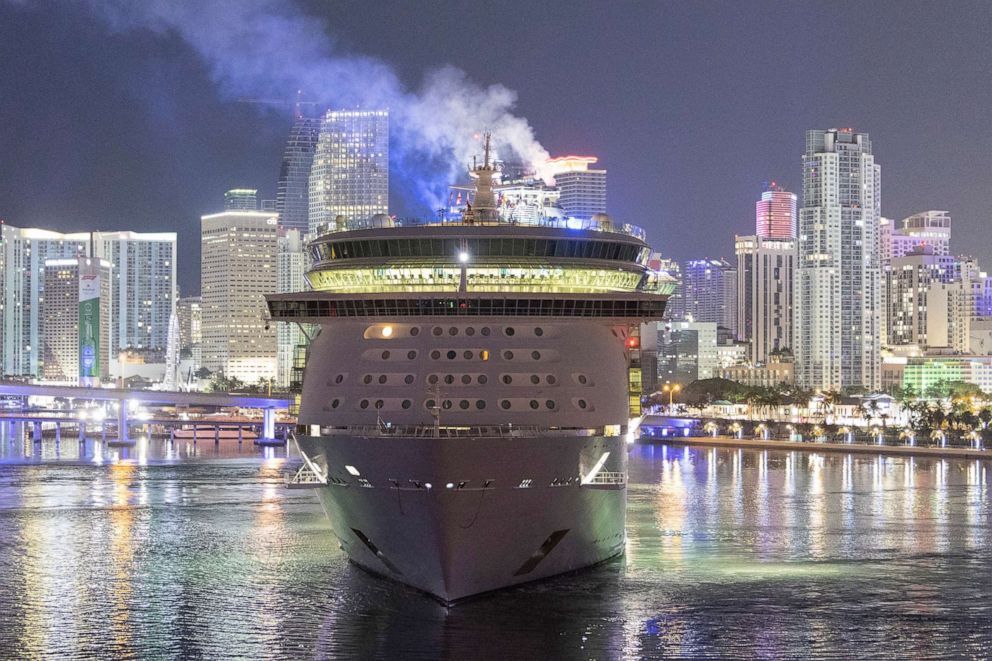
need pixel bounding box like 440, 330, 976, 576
0, 439, 989, 659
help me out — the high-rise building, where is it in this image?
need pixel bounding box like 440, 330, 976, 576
41, 256, 112, 385
544, 156, 607, 221
755, 182, 797, 240
200, 200, 279, 384
735, 235, 795, 364
0, 224, 89, 377
276, 228, 306, 388
91, 231, 177, 356
882, 210, 952, 264
796, 128, 882, 391
224, 189, 259, 211
656, 321, 719, 385
884, 252, 962, 347
275, 115, 320, 233
309, 109, 389, 235
681, 259, 737, 336
176, 295, 202, 371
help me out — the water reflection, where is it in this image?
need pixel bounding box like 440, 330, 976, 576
0, 444, 988, 658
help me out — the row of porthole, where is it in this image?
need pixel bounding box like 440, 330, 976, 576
428, 349, 491, 360
363, 374, 417, 385
429, 326, 547, 337
429, 374, 488, 385
333, 372, 592, 386
502, 374, 557, 385
328, 398, 589, 411
373, 350, 419, 361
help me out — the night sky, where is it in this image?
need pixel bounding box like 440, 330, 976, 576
1, 1, 989, 296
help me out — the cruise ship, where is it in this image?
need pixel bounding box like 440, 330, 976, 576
267, 136, 672, 603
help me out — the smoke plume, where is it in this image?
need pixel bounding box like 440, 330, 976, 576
75, 0, 550, 209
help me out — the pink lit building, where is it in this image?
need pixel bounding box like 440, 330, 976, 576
755, 182, 797, 239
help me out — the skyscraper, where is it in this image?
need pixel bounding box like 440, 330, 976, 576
224, 189, 259, 211
796, 128, 882, 391
91, 231, 177, 356
309, 109, 389, 235
755, 182, 797, 239
275, 114, 319, 233
883, 210, 952, 261
681, 259, 738, 336
0, 224, 89, 377
736, 235, 795, 364
276, 228, 306, 388
200, 195, 279, 384
543, 156, 607, 221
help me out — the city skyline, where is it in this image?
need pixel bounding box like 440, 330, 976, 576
0, 1, 988, 296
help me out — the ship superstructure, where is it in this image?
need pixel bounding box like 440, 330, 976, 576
267, 134, 672, 602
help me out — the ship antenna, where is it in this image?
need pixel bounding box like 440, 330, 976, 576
483, 131, 492, 169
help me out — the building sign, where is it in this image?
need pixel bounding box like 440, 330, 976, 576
79, 261, 101, 386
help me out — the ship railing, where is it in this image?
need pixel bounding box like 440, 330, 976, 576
285, 462, 326, 489
584, 471, 626, 485
312, 216, 647, 242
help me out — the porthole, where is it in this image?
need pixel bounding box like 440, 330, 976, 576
431, 350, 441, 360
407, 350, 417, 360
481, 327, 491, 336
546, 400, 555, 409
402, 400, 412, 410
335, 374, 344, 384
432, 326, 443, 336
463, 350, 473, 360
426, 399, 436, 409
547, 375, 557, 385
375, 399, 384, 409
500, 400, 511, 410
377, 375, 387, 384
444, 375, 455, 385
381, 350, 391, 360
459, 400, 470, 410
530, 375, 540, 385
578, 374, 588, 385
534, 327, 544, 337
331, 399, 340, 408
428, 374, 439, 384
363, 374, 373, 385
442, 400, 453, 410
448, 326, 458, 336
502, 375, 513, 384
410, 327, 420, 337
447, 350, 457, 360
461, 375, 472, 385
529, 400, 539, 410
465, 327, 476, 336
478, 375, 488, 385
578, 399, 588, 410
505, 327, 515, 336
476, 400, 486, 410
531, 351, 541, 360
360, 400, 370, 409
404, 374, 415, 385
503, 350, 514, 360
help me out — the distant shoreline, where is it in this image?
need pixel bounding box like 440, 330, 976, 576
642, 435, 992, 460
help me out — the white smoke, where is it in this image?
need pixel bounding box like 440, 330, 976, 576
73, 0, 550, 208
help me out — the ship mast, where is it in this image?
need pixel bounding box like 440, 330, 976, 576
463, 132, 499, 225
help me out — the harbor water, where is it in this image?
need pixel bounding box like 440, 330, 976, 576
0, 436, 989, 659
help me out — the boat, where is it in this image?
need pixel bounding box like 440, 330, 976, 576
266, 134, 671, 603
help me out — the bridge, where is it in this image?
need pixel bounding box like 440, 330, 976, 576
0, 382, 294, 445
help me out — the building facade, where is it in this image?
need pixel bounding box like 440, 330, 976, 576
796, 128, 882, 391
681, 259, 737, 336
755, 182, 797, 240
275, 115, 320, 234
200, 202, 279, 384
309, 109, 389, 235
736, 235, 795, 364
656, 320, 719, 385
544, 156, 607, 221
276, 229, 306, 389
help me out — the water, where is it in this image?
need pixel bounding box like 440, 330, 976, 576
0, 437, 989, 659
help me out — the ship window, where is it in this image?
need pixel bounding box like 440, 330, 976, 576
447, 350, 457, 360
481, 350, 490, 361
374, 400, 384, 409
534, 327, 544, 337
465, 327, 475, 336
444, 375, 455, 385
478, 375, 488, 385
531, 351, 541, 360
381, 350, 391, 360
442, 400, 453, 410
459, 400, 470, 410
547, 375, 557, 385
476, 400, 486, 410
425, 399, 436, 409
432, 327, 443, 336
428, 374, 439, 384
363, 375, 373, 385
503, 350, 514, 360
448, 326, 458, 336
378, 375, 387, 384
335, 374, 344, 384
500, 400, 511, 410
404, 375, 415, 385
505, 327, 515, 336
578, 374, 588, 385
407, 350, 417, 360
410, 327, 420, 337
461, 374, 472, 385
431, 350, 441, 360
402, 400, 412, 410
360, 400, 370, 409
577, 399, 588, 409
502, 375, 513, 384
463, 350, 473, 360
530, 400, 539, 410
530, 375, 540, 384
331, 399, 340, 408
546, 400, 555, 409
481, 327, 491, 336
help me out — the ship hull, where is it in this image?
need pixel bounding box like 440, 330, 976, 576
296, 433, 627, 603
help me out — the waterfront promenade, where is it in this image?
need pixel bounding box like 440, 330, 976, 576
649, 434, 992, 459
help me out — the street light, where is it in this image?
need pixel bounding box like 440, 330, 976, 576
661, 383, 681, 411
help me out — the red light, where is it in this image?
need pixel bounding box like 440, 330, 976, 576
627, 337, 639, 349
